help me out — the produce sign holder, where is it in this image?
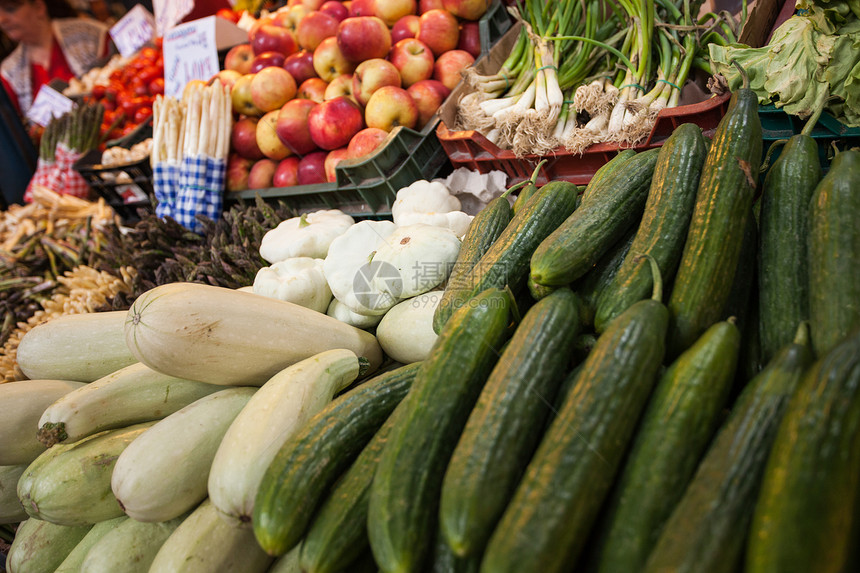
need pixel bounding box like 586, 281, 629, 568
436, 23, 732, 187
225, 1, 512, 217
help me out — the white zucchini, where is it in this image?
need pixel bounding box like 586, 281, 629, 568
124, 282, 383, 386
16, 311, 137, 382
54, 516, 129, 573
112, 387, 256, 523
79, 513, 187, 573
0, 379, 86, 466
208, 349, 361, 526
18, 422, 154, 526
38, 362, 224, 447
0, 464, 27, 524
6, 518, 92, 573
149, 499, 273, 573
376, 290, 443, 363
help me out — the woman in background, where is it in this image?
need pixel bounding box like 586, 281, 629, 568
0, 0, 109, 116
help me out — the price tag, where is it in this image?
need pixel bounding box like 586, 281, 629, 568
110, 4, 155, 58
117, 183, 150, 204
26, 85, 75, 127
162, 17, 220, 99
153, 0, 194, 37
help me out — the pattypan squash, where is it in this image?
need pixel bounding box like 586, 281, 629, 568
326, 298, 384, 329
376, 290, 442, 363
259, 209, 355, 263
253, 257, 332, 313
391, 180, 473, 237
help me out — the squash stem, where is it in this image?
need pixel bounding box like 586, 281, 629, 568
729, 59, 750, 90
502, 179, 531, 198
760, 139, 789, 174
801, 90, 829, 137
636, 253, 663, 302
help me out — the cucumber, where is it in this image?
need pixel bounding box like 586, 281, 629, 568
529, 148, 659, 287
368, 288, 511, 573
758, 134, 821, 362
572, 229, 636, 327
594, 123, 705, 333
0, 464, 27, 524
54, 516, 128, 573
300, 404, 402, 573
431, 531, 480, 573
666, 76, 763, 358
268, 543, 302, 573
643, 324, 813, 573
6, 518, 92, 573
747, 329, 860, 573
79, 513, 187, 573
432, 182, 578, 332
18, 422, 155, 526
439, 288, 582, 557
479, 262, 667, 573
808, 149, 860, 357
149, 499, 273, 573
253, 362, 420, 556
111, 387, 257, 523
581, 148, 637, 202
587, 319, 741, 573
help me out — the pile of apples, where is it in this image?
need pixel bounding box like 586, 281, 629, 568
215, 0, 492, 192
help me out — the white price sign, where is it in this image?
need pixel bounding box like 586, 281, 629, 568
153, 0, 194, 36
110, 4, 155, 58
26, 85, 75, 127
162, 17, 220, 99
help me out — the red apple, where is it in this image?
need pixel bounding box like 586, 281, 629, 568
391, 14, 420, 43
364, 85, 418, 131
324, 73, 357, 102
226, 153, 254, 191
250, 51, 287, 73
224, 43, 255, 74
313, 36, 357, 82
347, 126, 389, 158
308, 96, 364, 149
407, 78, 450, 128
248, 158, 278, 189
276, 98, 318, 155
388, 38, 435, 87
296, 11, 339, 51
416, 9, 459, 57
272, 5, 311, 34
231, 74, 263, 117
231, 116, 266, 160
273, 156, 302, 187
352, 58, 401, 106
250, 66, 297, 113
442, 0, 490, 20
418, 0, 444, 13
433, 48, 474, 90
457, 21, 481, 58
348, 0, 375, 17
297, 77, 329, 102
374, 0, 417, 27
249, 15, 273, 37
208, 69, 242, 89
319, 0, 349, 21
257, 110, 294, 160
297, 150, 329, 185
336, 16, 391, 63
325, 147, 351, 182
251, 24, 299, 57
283, 50, 318, 85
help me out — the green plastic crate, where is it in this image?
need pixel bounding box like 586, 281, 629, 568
760, 104, 860, 169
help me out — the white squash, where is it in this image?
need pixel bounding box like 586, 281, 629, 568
260, 210, 355, 263
253, 257, 332, 313
326, 297, 383, 329
376, 290, 443, 363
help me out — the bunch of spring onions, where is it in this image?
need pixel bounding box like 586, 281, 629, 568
457, 0, 744, 156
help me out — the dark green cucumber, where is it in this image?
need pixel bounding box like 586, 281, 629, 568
643, 324, 813, 573
588, 319, 741, 573
253, 362, 421, 556
432, 532, 480, 573
572, 229, 636, 327
433, 181, 578, 332
666, 79, 763, 359
758, 134, 821, 362
479, 264, 668, 573
439, 288, 583, 558
722, 207, 758, 328
368, 288, 511, 573
581, 148, 637, 202
530, 148, 660, 287
808, 149, 860, 357
593, 123, 705, 333
299, 405, 402, 573
747, 328, 860, 573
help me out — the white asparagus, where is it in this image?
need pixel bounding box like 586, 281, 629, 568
198, 87, 212, 157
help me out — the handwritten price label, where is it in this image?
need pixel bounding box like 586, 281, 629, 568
162, 17, 220, 99
153, 0, 194, 36
110, 5, 156, 58
26, 85, 75, 127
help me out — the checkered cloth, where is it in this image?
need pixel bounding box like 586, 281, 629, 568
25, 143, 91, 202
154, 155, 225, 233
24, 158, 55, 202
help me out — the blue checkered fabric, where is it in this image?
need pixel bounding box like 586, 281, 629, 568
153, 162, 180, 219
173, 155, 225, 233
